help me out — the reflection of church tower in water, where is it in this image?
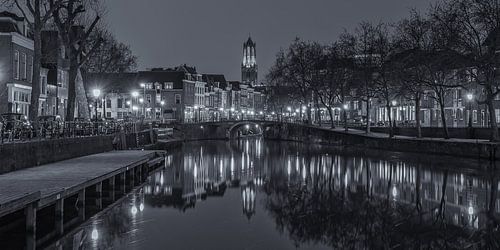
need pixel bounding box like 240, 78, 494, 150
241, 181, 256, 220
241, 36, 258, 85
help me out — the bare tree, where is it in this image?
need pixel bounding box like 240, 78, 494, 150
269, 38, 324, 124
433, 0, 500, 141
350, 22, 383, 133
319, 43, 355, 129
49, 0, 102, 120
392, 10, 434, 138
83, 27, 137, 73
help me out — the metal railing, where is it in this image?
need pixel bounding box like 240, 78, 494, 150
0, 121, 146, 144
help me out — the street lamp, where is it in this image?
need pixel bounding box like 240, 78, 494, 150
160, 101, 165, 121
92, 89, 101, 121
139, 83, 146, 119
467, 93, 474, 137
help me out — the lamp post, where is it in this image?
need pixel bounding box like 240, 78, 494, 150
467, 93, 474, 138
92, 89, 101, 121
131, 91, 139, 119
287, 106, 291, 122
391, 100, 397, 129
160, 100, 165, 121
140, 83, 146, 119
343, 104, 349, 131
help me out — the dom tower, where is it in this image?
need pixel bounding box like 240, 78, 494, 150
241, 36, 258, 85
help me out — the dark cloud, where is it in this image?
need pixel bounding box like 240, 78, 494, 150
106, 0, 433, 81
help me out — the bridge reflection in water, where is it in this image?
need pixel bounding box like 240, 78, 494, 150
57, 139, 500, 249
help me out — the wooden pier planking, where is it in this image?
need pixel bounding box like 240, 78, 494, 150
0, 150, 165, 214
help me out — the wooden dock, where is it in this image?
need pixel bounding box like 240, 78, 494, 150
0, 150, 166, 250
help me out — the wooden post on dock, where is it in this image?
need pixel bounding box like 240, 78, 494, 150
55, 198, 64, 236
25, 202, 37, 250
121, 172, 126, 194
95, 182, 103, 210
77, 189, 85, 221
109, 176, 116, 202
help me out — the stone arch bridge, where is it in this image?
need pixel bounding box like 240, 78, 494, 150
173, 120, 283, 140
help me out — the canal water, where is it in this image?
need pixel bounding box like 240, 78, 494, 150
48, 139, 500, 249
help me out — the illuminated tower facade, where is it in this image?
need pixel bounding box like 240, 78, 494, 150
241, 36, 258, 85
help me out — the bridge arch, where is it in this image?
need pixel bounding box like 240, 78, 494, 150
227, 121, 264, 139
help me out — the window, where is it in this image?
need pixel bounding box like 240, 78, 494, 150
175, 94, 181, 104
117, 112, 124, 119
146, 94, 151, 103
156, 94, 161, 103
21, 53, 27, 80
165, 82, 173, 89
106, 99, 112, 108
28, 56, 33, 82
13, 50, 19, 80
106, 112, 111, 118
117, 98, 123, 108
496, 109, 500, 123
40, 76, 47, 94
473, 110, 478, 123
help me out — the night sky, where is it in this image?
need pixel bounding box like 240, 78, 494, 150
106, 0, 433, 82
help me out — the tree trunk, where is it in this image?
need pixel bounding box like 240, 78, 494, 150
315, 101, 321, 126
438, 97, 449, 139
344, 108, 348, 132
415, 93, 422, 138
486, 95, 500, 141
66, 47, 78, 121
386, 103, 393, 138
327, 107, 335, 129
365, 99, 371, 133
29, 27, 42, 120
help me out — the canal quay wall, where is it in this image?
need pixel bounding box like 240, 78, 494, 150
172, 122, 499, 160
263, 123, 500, 161
0, 129, 158, 175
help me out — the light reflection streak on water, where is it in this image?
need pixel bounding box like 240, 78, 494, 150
60, 139, 500, 249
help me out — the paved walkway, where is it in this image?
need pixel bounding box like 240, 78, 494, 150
314, 125, 494, 144
0, 150, 160, 215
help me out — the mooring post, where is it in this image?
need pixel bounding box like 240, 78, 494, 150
109, 176, 116, 202
25, 202, 37, 250
96, 182, 103, 210
77, 189, 85, 221
121, 172, 126, 194
55, 197, 64, 236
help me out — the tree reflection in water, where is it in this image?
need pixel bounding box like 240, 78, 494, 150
54, 139, 500, 249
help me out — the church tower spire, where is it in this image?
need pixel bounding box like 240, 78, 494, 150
241, 36, 258, 85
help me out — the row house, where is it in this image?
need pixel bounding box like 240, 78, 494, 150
203, 74, 228, 121
41, 30, 69, 120
0, 11, 34, 116
0, 12, 69, 119
85, 66, 208, 123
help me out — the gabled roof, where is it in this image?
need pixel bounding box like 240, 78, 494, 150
137, 71, 185, 89
175, 64, 197, 75
228, 81, 241, 91
84, 72, 139, 94
203, 74, 227, 89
